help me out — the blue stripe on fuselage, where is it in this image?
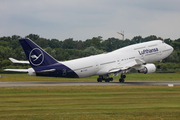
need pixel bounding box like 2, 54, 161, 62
34, 63, 79, 78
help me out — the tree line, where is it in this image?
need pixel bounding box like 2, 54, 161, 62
0, 34, 180, 72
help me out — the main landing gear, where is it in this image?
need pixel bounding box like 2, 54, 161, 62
119, 74, 126, 83
97, 74, 126, 83
97, 75, 113, 82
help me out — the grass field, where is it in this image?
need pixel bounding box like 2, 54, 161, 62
0, 86, 180, 120
0, 73, 180, 119
0, 73, 180, 82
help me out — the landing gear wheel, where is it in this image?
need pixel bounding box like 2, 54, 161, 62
97, 78, 102, 82
119, 74, 125, 83
119, 78, 124, 83
123, 75, 126, 79
97, 78, 100, 82
97, 75, 113, 82
110, 78, 113, 81
105, 80, 109, 82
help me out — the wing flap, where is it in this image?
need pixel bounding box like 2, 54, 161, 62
108, 68, 121, 73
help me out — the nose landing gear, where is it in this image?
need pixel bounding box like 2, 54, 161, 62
157, 61, 162, 69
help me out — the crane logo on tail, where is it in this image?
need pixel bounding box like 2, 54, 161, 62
29, 48, 44, 66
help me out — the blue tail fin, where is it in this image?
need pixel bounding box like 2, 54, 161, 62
19, 38, 58, 68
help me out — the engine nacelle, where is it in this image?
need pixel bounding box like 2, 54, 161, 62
138, 64, 156, 74
28, 68, 36, 76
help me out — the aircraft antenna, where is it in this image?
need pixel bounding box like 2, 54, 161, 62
117, 31, 124, 40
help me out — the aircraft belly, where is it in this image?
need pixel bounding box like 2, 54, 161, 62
35, 63, 79, 78
76, 69, 96, 78
62, 63, 97, 78
61, 54, 106, 78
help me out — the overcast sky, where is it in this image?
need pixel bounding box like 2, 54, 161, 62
1, 0, 180, 41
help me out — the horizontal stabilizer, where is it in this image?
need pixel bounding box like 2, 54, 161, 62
9, 58, 29, 64
4, 69, 28, 72
36, 69, 56, 73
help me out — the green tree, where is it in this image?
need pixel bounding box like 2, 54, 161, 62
11, 39, 21, 49
75, 40, 84, 50
61, 38, 75, 49
175, 38, 180, 42
144, 35, 158, 42
102, 38, 122, 52
131, 36, 143, 44
83, 46, 104, 57
122, 39, 131, 47
11, 35, 21, 41
25, 34, 39, 41
164, 38, 172, 45
45, 47, 56, 58
164, 51, 179, 63
36, 38, 49, 48
55, 48, 64, 61
49, 39, 62, 48
0, 60, 12, 68
0, 41, 9, 47
13, 47, 27, 60
171, 42, 180, 51
84, 36, 102, 49
64, 52, 71, 60
0, 36, 11, 42
0, 46, 14, 60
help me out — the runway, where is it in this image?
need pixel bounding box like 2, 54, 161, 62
0, 81, 180, 87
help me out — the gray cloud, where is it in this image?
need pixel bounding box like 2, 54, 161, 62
0, 0, 180, 40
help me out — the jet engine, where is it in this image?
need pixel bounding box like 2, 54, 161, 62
28, 68, 36, 76
138, 64, 156, 74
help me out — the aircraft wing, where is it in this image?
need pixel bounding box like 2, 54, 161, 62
9, 58, 29, 64
4, 69, 28, 72
108, 59, 145, 74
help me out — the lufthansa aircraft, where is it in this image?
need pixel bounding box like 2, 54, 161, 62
5, 38, 173, 82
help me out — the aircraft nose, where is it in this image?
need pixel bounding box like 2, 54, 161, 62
168, 44, 174, 53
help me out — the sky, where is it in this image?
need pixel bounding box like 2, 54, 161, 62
1, 0, 180, 41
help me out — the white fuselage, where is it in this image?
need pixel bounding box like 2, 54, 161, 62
61, 40, 173, 78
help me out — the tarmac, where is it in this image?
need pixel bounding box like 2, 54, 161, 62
0, 81, 180, 87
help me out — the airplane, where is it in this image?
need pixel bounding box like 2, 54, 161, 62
5, 38, 173, 82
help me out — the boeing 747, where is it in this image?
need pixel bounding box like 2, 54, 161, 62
5, 39, 173, 82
